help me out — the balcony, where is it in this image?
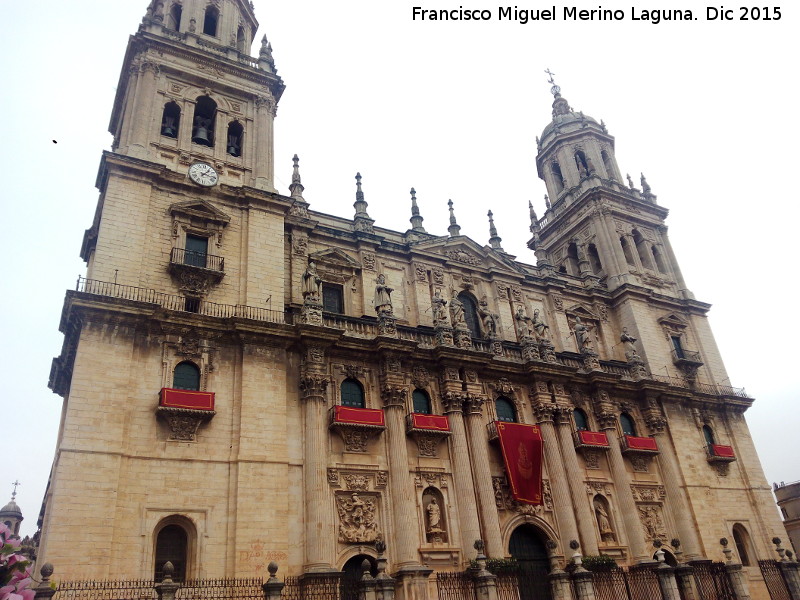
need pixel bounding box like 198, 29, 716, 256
620, 434, 660, 456
671, 347, 703, 367
170, 247, 225, 271
573, 430, 611, 450
168, 248, 225, 295
706, 444, 736, 463
156, 387, 216, 441
328, 405, 386, 453
406, 413, 451, 457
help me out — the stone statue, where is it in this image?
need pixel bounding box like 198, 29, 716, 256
620, 327, 639, 360
574, 317, 594, 352
374, 274, 393, 316
301, 261, 321, 302
594, 499, 616, 543
431, 289, 448, 326
450, 292, 465, 327
478, 297, 498, 338
531, 309, 550, 340
515, 307, 533, 340
426, 498, 441, 531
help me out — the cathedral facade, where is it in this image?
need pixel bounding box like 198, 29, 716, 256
40, 1, 784, 599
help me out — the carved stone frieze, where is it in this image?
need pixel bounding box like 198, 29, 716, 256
299, 303, 323, 325
432, 268, 444, 284
491, 378, 516, 397
416, 434, 441, 457
435, 326, 455, 346
510, 286, 523, 302
414, 471, 448, 489
638, 504, 667, 542
362, 252, 376, 271
342, 429, 370, 452
631, 485, 666, 503
453, 328, 472, 349
583, 449, 601, 469
445, 248, 480, 265
292, 234, 308, 255
552, 295, 564, 311
496, 284, 508, 299
376, 471, 388, 488
343, 474, 370, 491
377, 315, 397, 337
411, 366, 430, 388
336, 493, 382, 544
493, 475, 553, 516
414, 263, 428, 282
630, 455, 650, 473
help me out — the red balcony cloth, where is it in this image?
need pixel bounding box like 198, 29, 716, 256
578, 430, 609, 447
334, 406, 385, 426
410, 413, 450, 431
711, 444, 735, 458
625, 435, 658, 451
160, 388, 215, 411
495, 422, 544, 506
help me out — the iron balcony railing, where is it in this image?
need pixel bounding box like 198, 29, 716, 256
75, 277, 285, 324
671, 347, 702, 363
170, 247, 224, 272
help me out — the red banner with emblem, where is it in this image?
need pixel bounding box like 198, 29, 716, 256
160, 388, 215, 411
625, 435, 658, 451
410, 413, 450, 431
577, 430, 609, 447
495, 422, 544, 505
711, 444, 735, 458
334, 406, 385, 426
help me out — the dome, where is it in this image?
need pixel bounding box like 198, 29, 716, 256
0, 499, 22, 519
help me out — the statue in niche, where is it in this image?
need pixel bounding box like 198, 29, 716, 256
531, 309, 550, 340
620, 328, 641, 360
431, 289, 449, 326
573, 316, 595, 352
426, 498, 441, 531
373, 274, 393, 316
337, 493, 382, 543
423, 491, 447, 543
478, 297, 498, 338
450, 291, 466, 327
301, 261, 322, 302
594, 498, 616, 543
515, 306, 533, 340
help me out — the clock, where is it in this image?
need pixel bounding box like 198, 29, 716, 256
188, 162, 219, 187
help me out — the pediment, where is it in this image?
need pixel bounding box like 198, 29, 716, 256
309, 248, 361, 268
565, 304, 599, 321
169, 200, 231, 225
412, 236, 525, 274
657, 313, 688, 329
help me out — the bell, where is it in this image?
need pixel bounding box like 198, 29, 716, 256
227, 143, 240, 156
161, 124, 176, 137
192, 126, 210, 145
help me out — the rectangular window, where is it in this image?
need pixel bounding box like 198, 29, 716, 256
185, 235, 208, 268
322, 283, 344, 314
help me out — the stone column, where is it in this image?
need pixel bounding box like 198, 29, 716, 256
129, 60, 159, 158
253, 94, 276, 192
464, 394, 504, 559
644, 402, 702, 559
117, 65, 140, 152
594, 393, 648, 562
658, 226, 694, 299
600, 211, 631, 287
530, 400, 580, 556
442, 391, 482, 558
554, 406, 599, 556
300, 344, 335, 572
590, 211, 623, 283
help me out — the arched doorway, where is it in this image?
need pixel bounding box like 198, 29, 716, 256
341, 554, 376, 600
509, 525, 553, 600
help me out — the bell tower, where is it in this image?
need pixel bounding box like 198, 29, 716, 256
111, 0, 284, 191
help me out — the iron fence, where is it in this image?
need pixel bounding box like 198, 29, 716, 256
435, 571, 476, 600
589, 565, 664, 600
176, 578, 264, 600
758, 560, 792, 600
282, 575, 341, 600
54, 579, 158, 600
690, 561, 735, 600
170, 248, 225, 272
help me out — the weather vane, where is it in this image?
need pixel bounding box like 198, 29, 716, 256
11, 480, 20, 500
545, 68, 561, 97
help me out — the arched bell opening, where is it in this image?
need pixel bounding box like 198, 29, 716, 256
226, 120, 244, 157
192, 96, 217, 147
161, 102, 180, 138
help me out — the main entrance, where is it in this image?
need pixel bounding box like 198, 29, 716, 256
507, 525, 553, 600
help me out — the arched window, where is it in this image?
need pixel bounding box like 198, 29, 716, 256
732, 524, 752, 566
236, 26, 247, 52
551, 161, 564, 193
167, 2, 182, 30
154, 524, 188, 582
341, 379, 365, 408
457, 292, 481, 339
574, 150, 589, 177
202, 5, 219, 36
620, 413, 636, 436
161, 102, 180, 138
620, 236, 635, 266
496, 397, 517, 423
173, 361, 200, 391
601, 150, 616, 181
226, 120, 244, 157
652, 245, 668, 274
703, 425, 716, 446
588, 244, 602, 275
632, 229, 654, 270
412, 389, 431, 414
192, 96, 216, 146
573, 408, 589, 431
566, 242, 580, 276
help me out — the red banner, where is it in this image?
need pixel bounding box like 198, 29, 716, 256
411, 413, 450, 431
495, 422, 544, 505
578, 430, 609, 447
334, 406, 385, 426
160, 388, 215, 411
711, 444, 735, 458
625, 435, 658, 451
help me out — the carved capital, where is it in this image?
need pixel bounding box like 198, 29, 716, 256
532, 402, 556, 423
441, 391, 464, 414
464, 393, 486, 415
596, 410, 617, 430
381, 384, 408, 408
299, 374, 330, 401
645, 414, 668, 434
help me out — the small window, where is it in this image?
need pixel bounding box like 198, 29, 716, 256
226, 121, 244, 157
601, 150, 616, 181
633, 229, 654, 270
573, 408, 589, 431
620, 236, 635, 266
154, 524, 188, 582
341, 379, 365, 408
732, 524, 752, 566
566, 242, 580, 276
161, 102, 180, 138
574, 150, 589, 177
551, 161, 564, 192
496, 397, 517, 423
236, 26, 246, 52
671, 336, 685, 359
703, 425, 716, 446
185, 234, 208, 268
322, 283, 344, 314
458, 292, 481, 338
620, 413, 636, 436
202, 5, 218, 36
588, 244, 602, 274
173, 361, 201, 391
192, 96, 216, 147
167, 3, 182, 30
413, 389, 431, 414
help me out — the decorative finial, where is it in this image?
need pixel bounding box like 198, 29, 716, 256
353, 173, 374, 234
447, 199, 461, 237
546, 69, 572, 118
487, 210, 504, 251
11, 480, 19, 501
529, 201, 539, 234
268, 562, 279, 578
288, 155, 309, 217
626, 173, 636, 189
545, 68, 560, 97
544, 194, 551, 210
409, 187, 426, 232
640, 173, 652, 194
259, 35, 276, 73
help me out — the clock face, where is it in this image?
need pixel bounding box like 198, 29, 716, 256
188, 162, 219, 187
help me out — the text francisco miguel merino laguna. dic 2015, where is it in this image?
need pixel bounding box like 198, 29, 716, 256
411, 6, 782, 24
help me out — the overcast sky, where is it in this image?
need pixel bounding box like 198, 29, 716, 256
1, 1, 797, 537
